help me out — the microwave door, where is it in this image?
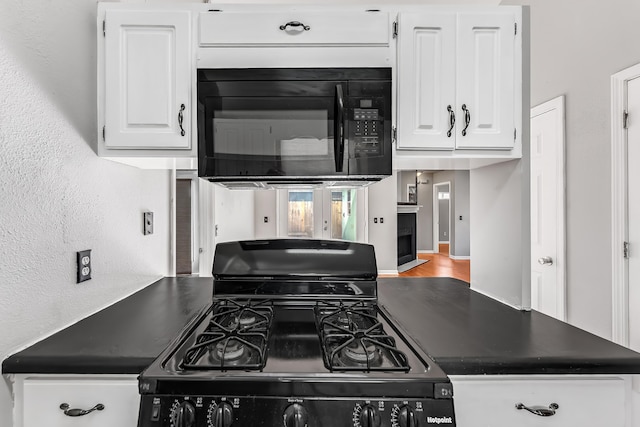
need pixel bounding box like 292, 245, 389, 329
201, 83, 348, 179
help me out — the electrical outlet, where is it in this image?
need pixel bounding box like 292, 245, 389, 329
143, 212, 154, 235
380, 217, 384, 224
264, 216, 269, 223
77, 250, 92, 283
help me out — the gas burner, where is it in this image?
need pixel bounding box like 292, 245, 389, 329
207, 339, 253, 366
315, 301, 410, 372
339, 340, 380, 366
181, 299, 273, 371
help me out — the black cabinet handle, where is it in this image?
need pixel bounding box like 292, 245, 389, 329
461, 104, 471, 136
178, 104, 186, 136
447, 105, 455, 137
279, 21, 310, 31
515, 402, 559, 417
59, 403, 105, 417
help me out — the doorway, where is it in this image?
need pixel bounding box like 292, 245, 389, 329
611, 63, 640, 349
433, 182, 451, 257
276, 188, 367, 242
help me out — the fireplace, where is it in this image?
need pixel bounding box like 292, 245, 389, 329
397, 213, 417, 266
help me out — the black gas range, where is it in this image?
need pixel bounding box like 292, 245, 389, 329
138, 239, 455, 427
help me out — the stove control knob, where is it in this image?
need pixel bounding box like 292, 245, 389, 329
171, 401, 196, 427
212, 402, 234, 427
397, 405, 417, 427
283, 403, 309, 427
359, 405, 381, 427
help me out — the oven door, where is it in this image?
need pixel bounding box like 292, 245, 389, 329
198, 77, 348, 180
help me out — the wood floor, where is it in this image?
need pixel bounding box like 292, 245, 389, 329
397, 244, 470, 283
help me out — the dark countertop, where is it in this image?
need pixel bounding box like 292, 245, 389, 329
4, 276, 640, 376
378, 277, 640, 375
2, 277, 213, 374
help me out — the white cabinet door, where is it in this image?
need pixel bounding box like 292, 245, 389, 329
450, 376, 627, 427
397, 13, 456, 150
104, 10, 191, 149
455, 12, 516, 149
19, 376, 139, 427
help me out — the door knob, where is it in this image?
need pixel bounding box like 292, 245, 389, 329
538, 256, 553, 266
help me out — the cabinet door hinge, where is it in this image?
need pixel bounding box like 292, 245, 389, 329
624, 111, 629, 129
103, 20, 106, 37
392, 126, 397, 142
102, 125, 105, 141
392, 21, 398, 38
624, 241, 630, 259
514, 22, 517, 35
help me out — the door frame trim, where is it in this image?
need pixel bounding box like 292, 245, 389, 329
611, 63, 640, 345
531, 95, 566, 321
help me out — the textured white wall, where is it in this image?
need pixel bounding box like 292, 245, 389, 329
0, 1, 171, 424
501, 0, 640, 338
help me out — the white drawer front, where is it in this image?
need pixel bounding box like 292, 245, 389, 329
199, 12, 390, 46
450, 376, 626, 427
22, 377, 139, 427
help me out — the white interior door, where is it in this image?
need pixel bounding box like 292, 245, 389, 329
627, 76, 640, 351
530, 96, 566, 320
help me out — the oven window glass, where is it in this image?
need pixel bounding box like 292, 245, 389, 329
288, 191, 314, 238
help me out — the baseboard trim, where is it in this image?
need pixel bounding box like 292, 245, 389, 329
471, 286, 528, 311
449, 255, 470, 260
378, 269, 399, 276
418, 250, 435, 254
438, 241, 450, 244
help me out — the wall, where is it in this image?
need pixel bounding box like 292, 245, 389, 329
254, 190, 278, 239
416, 172, 434, 252
454, 170, 471, 257
368, 173, 398, 273
0, 0, 172, 424
500, 0, 640, 339
397, 170, 417, 203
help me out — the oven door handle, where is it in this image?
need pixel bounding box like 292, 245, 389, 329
334, 84, 345, 173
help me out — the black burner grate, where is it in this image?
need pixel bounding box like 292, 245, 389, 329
182, 299, 273, 371
314, 301, 410, 372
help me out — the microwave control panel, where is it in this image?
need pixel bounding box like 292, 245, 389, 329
351, 107, 383, 157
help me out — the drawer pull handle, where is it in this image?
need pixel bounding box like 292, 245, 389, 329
59, 403, 105, 417
515, 402, 559, 417
279, 21, 310, 31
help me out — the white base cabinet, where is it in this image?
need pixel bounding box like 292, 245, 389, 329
450, 375, 633, 427
10, 375, 139, 427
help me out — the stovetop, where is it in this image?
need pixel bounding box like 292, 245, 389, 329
140, 296, 449, 398
137, 240, 456, 427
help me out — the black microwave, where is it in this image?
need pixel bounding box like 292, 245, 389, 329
197, 68, 391, 187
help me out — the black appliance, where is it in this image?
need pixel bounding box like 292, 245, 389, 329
197, 68, 392, 187
137, 239, 456, 427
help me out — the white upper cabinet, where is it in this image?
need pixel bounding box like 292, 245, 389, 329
456, 12, 515, 149
103, 10, 191, 150
397, 10, 517, 151
397, 13, 457, 150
